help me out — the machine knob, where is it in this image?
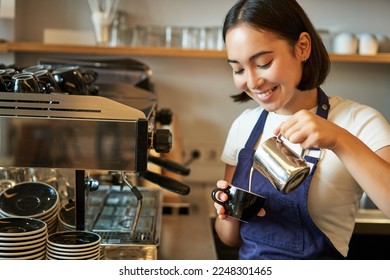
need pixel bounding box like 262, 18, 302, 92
156, 108, 173, 125
151, 129, 172, 153
85, 178, 100, 192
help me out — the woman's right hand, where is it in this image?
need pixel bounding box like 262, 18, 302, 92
213, 180, 231, 220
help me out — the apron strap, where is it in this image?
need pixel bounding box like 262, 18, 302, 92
316, 87, 330, 119
244, 109, 268, 148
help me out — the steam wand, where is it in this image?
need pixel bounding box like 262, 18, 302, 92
121, 172, 143, 241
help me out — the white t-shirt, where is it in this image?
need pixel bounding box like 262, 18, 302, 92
221, 96, 390, 256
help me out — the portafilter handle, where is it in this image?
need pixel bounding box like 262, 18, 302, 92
140, 170, 190, 195
148, 155, 190, 176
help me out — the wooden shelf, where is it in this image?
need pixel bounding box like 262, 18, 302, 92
0, 42, 227, 59
2, 42, 390, 63
329, 53, 390, 64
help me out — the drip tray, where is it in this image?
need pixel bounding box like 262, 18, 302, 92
86, 186, 162, 259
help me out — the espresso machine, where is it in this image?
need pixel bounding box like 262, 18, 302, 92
0, 57, 190, 259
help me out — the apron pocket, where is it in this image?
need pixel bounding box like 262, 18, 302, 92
241, 194, 304, 253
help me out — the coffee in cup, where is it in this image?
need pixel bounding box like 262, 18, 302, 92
211, 184, 266, 223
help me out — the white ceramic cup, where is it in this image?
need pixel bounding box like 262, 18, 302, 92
358, 33, 378, 55
376, 34, 390, 53
332, 32, 358, 54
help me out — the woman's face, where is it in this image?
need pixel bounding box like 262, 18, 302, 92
225, 23, 310, 114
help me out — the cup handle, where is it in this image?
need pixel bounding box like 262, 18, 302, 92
37, 80, 47, 93
82, 70, 98, 84
4, 79, 13, 92
210, 187, 228, 206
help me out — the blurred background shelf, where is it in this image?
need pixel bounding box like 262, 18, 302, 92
2, 42, 390, 62
0, 42, 226, 58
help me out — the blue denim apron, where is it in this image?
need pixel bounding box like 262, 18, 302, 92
231, 88, 344, 259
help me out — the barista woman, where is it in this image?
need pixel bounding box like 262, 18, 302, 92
213, 0, 390, 259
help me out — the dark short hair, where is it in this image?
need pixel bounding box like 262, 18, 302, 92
223, 0, 330, 103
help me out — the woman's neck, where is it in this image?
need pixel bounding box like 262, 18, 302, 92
276, 88, 318, 115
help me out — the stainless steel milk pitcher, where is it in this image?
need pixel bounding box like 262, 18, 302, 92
253, 134, 311, 194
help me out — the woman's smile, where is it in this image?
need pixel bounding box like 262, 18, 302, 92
252, 85, 278, 101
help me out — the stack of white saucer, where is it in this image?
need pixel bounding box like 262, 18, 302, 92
0, 182, 60, 234
0, 217, 48, 260
46, 231, 101, 260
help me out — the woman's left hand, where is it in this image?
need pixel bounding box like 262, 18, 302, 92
274, 109, 340, 150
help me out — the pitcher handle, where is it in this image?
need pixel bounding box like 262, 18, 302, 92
277, 133, 308, 161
